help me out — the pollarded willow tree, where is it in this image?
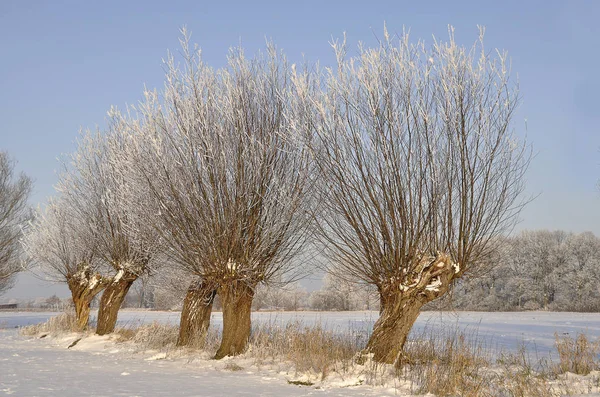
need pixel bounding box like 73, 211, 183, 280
118, 35, 313, 357
0, 152, 32, 295
57, 129, 160, 335
294, 27, 531, 365
22, 198, 108, 330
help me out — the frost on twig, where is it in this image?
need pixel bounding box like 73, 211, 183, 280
302, 26, 530, 364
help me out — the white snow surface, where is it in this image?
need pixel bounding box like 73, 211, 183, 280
2, 310, 600, 396
0, 326, 398, 396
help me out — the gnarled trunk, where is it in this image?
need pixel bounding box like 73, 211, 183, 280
366, 253, 459, 365
67, 273, 107, 331
379, 287, 394, 315
214, 281, 255, 359
366, 293, 425, 364
96, 270, 137, 335
177, 279, 217, 347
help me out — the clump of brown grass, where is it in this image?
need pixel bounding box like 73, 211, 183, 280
400, 329, 491, 396
113, 325, 137, 342
495, 345, 555, 397
554, 333, 600, 375
20, 312, 78, 336
115, 321, 179, 351
113, 319, 361, 380
115, 321, 224, 353
399, 330, 561, 397
131, 321, 178, 349
108, 320, 587, 396
248, 321, 360, 379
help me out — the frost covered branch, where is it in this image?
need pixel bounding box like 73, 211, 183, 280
0, 152, 31, 295
297, 26, 531, 364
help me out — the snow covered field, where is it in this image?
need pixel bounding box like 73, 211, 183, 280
2, 311, 600, 396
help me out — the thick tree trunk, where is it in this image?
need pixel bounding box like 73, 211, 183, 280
73, 293, 92, 331
67, 274, 107, 331
214, 282, 255, 359
366, 253, 459, 365
96, 271, 137, 335
366, 294, 425, 364
177, 279, 217, 347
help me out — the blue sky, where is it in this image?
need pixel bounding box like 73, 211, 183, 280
1, 0, 599, 298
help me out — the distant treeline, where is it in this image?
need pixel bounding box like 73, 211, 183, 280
431, 230, 600, 312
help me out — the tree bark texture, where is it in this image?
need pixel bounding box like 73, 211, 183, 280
96, 270, 137, 335
67, 273, 107, 331
177, 279, 217, 347
366, 253, 459, 365
214, 282, 255, 359
366, 294, 425, 364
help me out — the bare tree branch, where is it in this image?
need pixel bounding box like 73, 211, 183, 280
294, 26, 531, 364
116, 33, 315, 355
55, 127, 161, 334
0, 152, 32, 295
22, 198, 108, 329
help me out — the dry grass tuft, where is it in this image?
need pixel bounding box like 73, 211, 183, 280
495, 345, 554, 397
401, 330, 491, 396
249, 321, 359, 379
113, 326, 137, 342
554, 332, 600, 375
115, 322, 224, 352
399, 330, 562, 396
116, 321, 179, 351
20, 312, 78, 336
